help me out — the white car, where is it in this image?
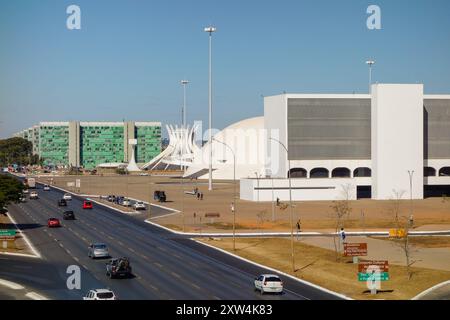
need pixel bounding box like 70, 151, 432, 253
139, 173, 149, 176
43, 185, 50, 191
23, 189, 29, 194
133, 201, 146, 210
63, 193, 72, 201
83, 289, 117, 300
29, 191, 39, 199
88, 243, 110, 259
122, 199, 132, 207
254, 274, 283, 295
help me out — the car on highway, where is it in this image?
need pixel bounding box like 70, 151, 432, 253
83, 289, 117, 300
29, 191, 39, 199
88, 243, 109, 259
63, 193, 72, 201
133, 201, 146, 211
106, 257, 132, 279
47, 218, 61, 228
43, 185, 50, 191
83, 200, 93, 209
63, 211, 75, 220
254, 274, 283, 295
58, 199, 67, 207
122, 198, 131, 207
154, 191, 166, 202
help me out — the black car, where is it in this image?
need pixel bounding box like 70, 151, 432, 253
63, 211, 75, 220
106, 258, 132, 279
58, 199, 67, 207
153, 191, 167, 203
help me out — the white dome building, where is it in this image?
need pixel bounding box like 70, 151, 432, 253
184, 117, 267, 180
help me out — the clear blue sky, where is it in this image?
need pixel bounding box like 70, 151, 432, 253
1, 0, 450, 138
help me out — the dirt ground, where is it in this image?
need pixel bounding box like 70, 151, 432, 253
202, 237, 450, 300
43, 174, 450, 233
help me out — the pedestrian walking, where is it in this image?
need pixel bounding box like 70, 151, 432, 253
409, 214, 414, 228
200, 193, 204, 200
296, 219, 301, 240
339, 227, 346, 253
197, 192, 200, 200
276, 197, 280, 206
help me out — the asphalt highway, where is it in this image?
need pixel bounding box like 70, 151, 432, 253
2, 184, 342, 300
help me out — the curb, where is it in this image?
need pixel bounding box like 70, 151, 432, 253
4, 212, 41, 259
195, 240, 352, 300
411, 280, 450, 300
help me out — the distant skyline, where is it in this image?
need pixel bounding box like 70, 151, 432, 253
1, 0, 450, 138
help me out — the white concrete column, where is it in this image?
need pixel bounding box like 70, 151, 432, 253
371, 84, 424, 200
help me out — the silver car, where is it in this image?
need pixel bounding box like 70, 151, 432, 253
88, 243, 109, 259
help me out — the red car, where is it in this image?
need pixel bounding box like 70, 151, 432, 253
47, 218, 61, 228
83, 200, 93, 209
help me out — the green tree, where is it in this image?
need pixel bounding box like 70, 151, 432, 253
0, 137, 38, 167
0, 175, 24, 213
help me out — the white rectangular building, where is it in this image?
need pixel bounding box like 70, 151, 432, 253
241, 83, 450, 201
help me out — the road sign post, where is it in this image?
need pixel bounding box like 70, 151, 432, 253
344, 243, 367, 263
358, 260, 389, 294
0, 230, 16, 241
205, 213, 220, 224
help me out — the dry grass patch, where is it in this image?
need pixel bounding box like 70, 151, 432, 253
202, 237, 450, 300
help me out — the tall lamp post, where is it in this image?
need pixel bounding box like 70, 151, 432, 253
408, 170, 414, 225
366, 60, 375, 94
204, 26, 216, 191
269, 137, 295, 273
254, 172, 262, 202
181, 80, 189, 127
213, 138, 236, 251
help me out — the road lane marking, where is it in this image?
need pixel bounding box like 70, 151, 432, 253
25, 292, 48, 300
191, 283, 201, 290
171, 272, 181, 279
154, 262, 163, 268
0, 279, 24, 290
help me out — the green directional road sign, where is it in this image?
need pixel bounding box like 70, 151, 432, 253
0, 230, 16, 237
358, 272, 390, 281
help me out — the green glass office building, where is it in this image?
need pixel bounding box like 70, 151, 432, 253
15, 121, 161, 169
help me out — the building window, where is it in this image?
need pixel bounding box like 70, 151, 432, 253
424, 167, 436, 177
439, 167, 450, 177
332, 167, 351, 178
310, 168, 329, 179
354, 167, 372, 177
288, 168, 307, 178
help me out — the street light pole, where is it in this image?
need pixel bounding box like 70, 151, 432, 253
270, 137, 295, 273
255, 172, 261, 202
181, 80, 189, 127
204, 26, 216, 191
408, 170, 414, 222
213, 138, 236, 250
366, 60, 375, 94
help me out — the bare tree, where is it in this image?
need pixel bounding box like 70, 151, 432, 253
389, 189, 416, 280
256, 210, 268, 225
389, 189, 405, 228
330, 184, 353, 261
